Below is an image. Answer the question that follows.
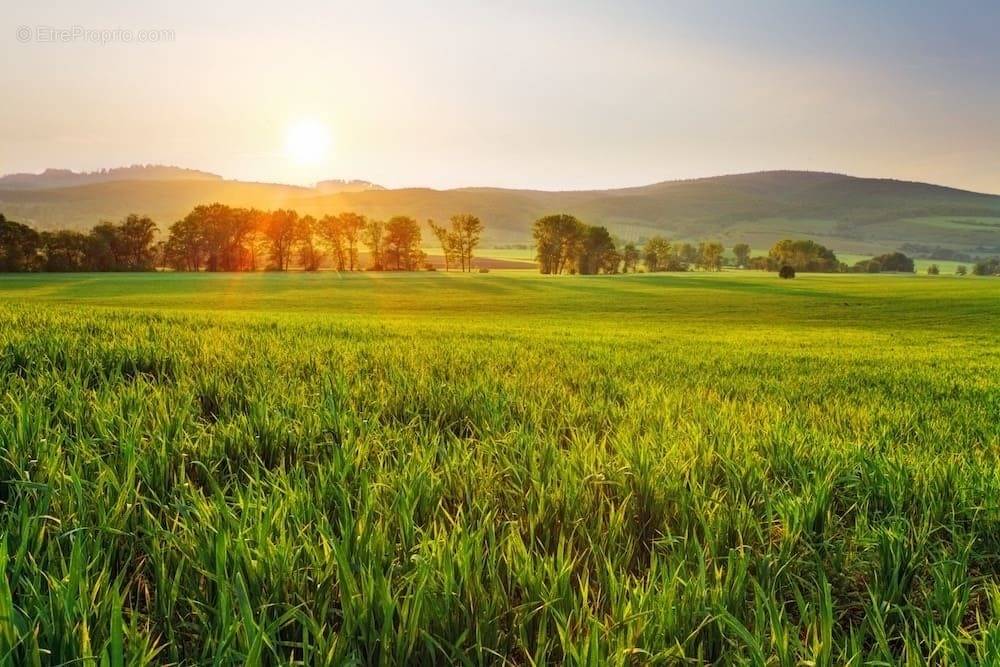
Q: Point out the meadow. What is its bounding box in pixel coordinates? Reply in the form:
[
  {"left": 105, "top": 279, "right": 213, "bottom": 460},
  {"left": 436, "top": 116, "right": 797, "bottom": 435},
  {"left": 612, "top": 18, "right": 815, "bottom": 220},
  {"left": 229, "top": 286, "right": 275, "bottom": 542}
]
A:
[{"left": 0, "top": 271, "right": 998, "bottom": 665}]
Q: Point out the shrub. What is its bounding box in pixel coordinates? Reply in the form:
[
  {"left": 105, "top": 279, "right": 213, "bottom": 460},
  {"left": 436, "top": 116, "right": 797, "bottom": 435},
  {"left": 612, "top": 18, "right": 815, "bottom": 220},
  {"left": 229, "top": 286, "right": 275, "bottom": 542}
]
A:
[
  {"left": 927, "top": 264, "right": 940, "bottom": 275},
  {"left": 779, "top": 265, "right": 796, "bottom": 279}
]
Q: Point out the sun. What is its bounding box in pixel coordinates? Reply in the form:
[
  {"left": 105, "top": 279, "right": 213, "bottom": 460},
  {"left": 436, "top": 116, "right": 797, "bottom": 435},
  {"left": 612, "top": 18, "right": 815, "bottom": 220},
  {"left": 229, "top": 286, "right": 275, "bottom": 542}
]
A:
[{"left": 284, "top": 119, "right": 332, "bottom": 166}]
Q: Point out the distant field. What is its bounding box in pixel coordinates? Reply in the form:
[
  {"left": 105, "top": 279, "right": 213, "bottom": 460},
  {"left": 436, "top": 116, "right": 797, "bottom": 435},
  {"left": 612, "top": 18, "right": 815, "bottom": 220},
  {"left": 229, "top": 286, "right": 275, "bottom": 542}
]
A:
[
  {"left": 837, "top": 253, "right": 969, "bottom": 274},
  {"left": 482, "top": 247, "right": 978, "bottom": 273},
  {"left": 0, "top": 272, "right": 998, "bottom": 664}
]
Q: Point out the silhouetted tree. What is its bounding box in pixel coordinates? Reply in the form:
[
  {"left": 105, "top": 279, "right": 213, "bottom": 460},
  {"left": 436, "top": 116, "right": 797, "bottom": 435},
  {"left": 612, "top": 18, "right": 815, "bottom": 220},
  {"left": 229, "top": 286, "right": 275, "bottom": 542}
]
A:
[
  {"left": 264, "top": 209, "right": 300, "bottom": 271},
  {"left": 338, "top": 212, "right": 365, "bottom": 270},
  {"left": 319, "top": 214, "right": 347, "bottom": 270},
  {"left": 117, "top": 214, "right": 158, "bottom": 270},
  {"left": 362, "top": 219, "right": 386, "bottom": 270},
  {"left": 298, "top": 215, "right": 323, "bottom": 271},
  {"left": 383, "top": 216, "right": 425, "bottom": 270},
  {"left": 0, "top": 215, "right": 40, "bottom": 271},
  {"left": 40, "top": 230, "right": 89, "bottom": 271},
  {"left": 163, "top": 215, "right": 206, "bottom": 271}
]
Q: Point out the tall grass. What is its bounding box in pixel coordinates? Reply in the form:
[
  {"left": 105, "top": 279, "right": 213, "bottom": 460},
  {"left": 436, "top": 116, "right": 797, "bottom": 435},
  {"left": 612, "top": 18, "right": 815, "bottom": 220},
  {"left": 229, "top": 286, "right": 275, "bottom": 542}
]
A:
[{"left": 0, "top": 272, "right": 997, "bottom": 664}]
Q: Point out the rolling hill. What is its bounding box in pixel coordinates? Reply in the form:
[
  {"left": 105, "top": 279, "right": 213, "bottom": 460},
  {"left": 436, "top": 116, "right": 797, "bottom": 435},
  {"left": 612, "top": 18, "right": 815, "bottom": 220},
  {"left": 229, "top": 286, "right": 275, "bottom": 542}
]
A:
[{"left": 2, "top": 169, "right": 999, "bottom": 256}]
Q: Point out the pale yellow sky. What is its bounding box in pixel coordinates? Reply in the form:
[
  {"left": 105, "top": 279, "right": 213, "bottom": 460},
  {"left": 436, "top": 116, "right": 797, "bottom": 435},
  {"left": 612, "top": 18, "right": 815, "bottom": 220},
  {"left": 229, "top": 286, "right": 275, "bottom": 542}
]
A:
[{"left": 2, "top": 1, "right": 1000, "bottom": 192}]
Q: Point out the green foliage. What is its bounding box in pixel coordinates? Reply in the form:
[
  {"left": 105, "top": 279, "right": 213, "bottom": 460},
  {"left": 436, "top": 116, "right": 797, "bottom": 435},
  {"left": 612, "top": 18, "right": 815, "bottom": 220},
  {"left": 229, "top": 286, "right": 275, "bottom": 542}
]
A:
[
  {"left": 642, "top": 235, "right": 673, "bottom": 272},
  {"left": 769, "top": 239, "right": 839, "bottom": 272},
  {"left": 526, "top": 220, "right": 624, "bottom": 276},
  {"left": 872, "top": 251, "right": 916, "bottom": 273},
  {"left": 0, "top": 272, "right": 997, "bottom": 663},
  {"left": 973, "top": 257, "right": 1000, "bottom": 276},
  {"left": 429, "top": 214, "right": 483, "bottom": 272}
]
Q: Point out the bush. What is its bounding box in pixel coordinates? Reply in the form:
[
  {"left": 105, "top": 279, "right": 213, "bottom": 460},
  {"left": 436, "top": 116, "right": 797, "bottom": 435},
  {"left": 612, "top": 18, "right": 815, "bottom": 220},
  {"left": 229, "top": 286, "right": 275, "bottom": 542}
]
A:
[
  {"left": 479, "top": 267, "right": 490, "bottom": 274},
  {"left": 927, "top": 264, "right": 940, "bottom": 275},
  {"left": 779, "top": 265, "right": 795, "bottom": 279},
  {"left": 956, "top": 265, "right": 967, "bottom": 276},
  {"left": 973, "top": 258, "right": 1000, "bottom": 276},
  {"left": 871, "top": 252, "right": 915, "bottom": 273}
]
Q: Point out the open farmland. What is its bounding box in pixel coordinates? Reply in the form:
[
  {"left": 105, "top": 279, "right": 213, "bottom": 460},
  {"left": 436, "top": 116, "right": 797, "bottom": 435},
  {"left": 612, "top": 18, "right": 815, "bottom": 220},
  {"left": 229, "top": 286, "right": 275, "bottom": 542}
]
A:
[{"left": 0, "top": 271, "right": 998, "bottom": 664}]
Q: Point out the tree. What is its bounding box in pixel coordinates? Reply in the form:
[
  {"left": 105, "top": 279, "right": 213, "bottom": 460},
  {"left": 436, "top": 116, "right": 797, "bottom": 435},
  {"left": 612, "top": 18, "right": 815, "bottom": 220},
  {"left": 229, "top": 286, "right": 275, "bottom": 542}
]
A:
[
  {"left": 264, "top": 209, "right": 300, "bottom": 270},
  {"left": 177, "top": 204, "right": 252, "bottom": 272},
  {"left": 622, "top": 243, "right": 640, "bottom": 273},
  {"left": 779, "top": 265, "right": 796, "bottom": 279},
  {"left": 0, "top": 215, "right": 41, "bottom": 271},
  {"left": 578, "top": 225, "right": 617, "bottom": 274},
  {"left": 643, "top": 236, "right": 672, "bottom": 272},
  {"left": 338, "top": 212, "right": 366, "bottom": 271},
  {"left": 429, "top": 219, "right": 460, "bottom": 271},
  {"left": 532, "top": 214, "right": 585, "bottom": 274},
  {"left": 361, "top": 219, "right": 386, "bottom": 270},
  {"left": 40, "top": 230, "right": 90, "bottom": 271},
  {"left": 383, "top": 216, "right": 425, "bottom": 270},
  {"left": 697, "top": 241, "right": 724, "bottom": 271},
  {"left": 244, "top": 209, "right": 270, "bottom": 271},
  {"left": 732, "top": 243, "right": 751, "bottom": 268},
  {"left": 318, "top": 215, "right": 347, "bottom": 270},
  {"left": 956, "top": 265, "right": 967, "bottom": 276},
  {"left": 768, "top": 239, "right": 839, "bottom": 272},
  {"left": 117, "top": 214, "right": 158, "bottom": 270},
  {"left": 927, "top": 263, "right": 940, "bottom": 275},
  {"left": 164, "top": 215, "right": 206, "bottom": 271},
  {"left": 972, "top": 258, "right": 1000, "bottom": 276},
  {"left": 870, "top": 252, "right": 914, "bottom": 273},
  {"left": 675, "top": 242, "right": 698, "bottom": 267},
  {"left": 298, "top": 215, "right": 323, "bottom": 271},
  {"left": 452, "top": 214, "right": 484, "bottom": 272},
  {"left": 87, "top": 221, "right": 124, "bottom": 271}
]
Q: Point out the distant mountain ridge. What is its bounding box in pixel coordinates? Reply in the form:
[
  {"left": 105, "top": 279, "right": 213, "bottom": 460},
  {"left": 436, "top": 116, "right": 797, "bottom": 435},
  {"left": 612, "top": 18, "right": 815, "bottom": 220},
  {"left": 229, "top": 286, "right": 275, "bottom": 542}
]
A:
[
  {"left": 1, "top": 168, "right": 998, "bottom": 255},
  {"left": 0, "top": 165, "right": 222, "bottom": 189}
]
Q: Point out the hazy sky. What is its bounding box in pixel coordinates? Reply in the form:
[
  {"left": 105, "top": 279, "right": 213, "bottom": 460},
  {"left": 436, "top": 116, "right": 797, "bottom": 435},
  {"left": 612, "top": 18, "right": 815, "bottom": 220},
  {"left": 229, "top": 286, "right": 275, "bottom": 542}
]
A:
[{"left": 3, "top": 1, "right": 1000, "bottom": 192}]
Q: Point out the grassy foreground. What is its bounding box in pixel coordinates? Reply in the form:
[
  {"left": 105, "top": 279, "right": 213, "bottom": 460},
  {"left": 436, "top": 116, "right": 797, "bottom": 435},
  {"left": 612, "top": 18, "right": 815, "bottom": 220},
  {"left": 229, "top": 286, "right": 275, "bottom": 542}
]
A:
[{"left": 0, "top": 271, "right": 998, "bottom": 665}]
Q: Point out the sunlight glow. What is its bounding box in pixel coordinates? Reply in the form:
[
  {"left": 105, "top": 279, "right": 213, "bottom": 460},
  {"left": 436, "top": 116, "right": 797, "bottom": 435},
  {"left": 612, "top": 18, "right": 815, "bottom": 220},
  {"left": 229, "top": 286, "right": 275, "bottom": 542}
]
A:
[{"left": 284, "top": 119, "right": 332, "bottom": 166}]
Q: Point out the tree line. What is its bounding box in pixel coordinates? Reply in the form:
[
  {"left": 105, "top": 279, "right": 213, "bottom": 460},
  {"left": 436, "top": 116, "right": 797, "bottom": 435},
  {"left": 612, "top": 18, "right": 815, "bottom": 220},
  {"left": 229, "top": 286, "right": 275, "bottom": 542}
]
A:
[
  {"left": 0, "top": 208, "right": 485, "bottom": 273},
  {"left": 4, "top": 208, "right": 1000, "bottom": 277},
  {"left": 0, "top": 213, "right": 158, "bottom": 272},
  {"left": 532, "top": 220, "right": 1000, "bottom": 277},
  {"left": 531, "top": 215, "right": 829, "bottom": 275}
]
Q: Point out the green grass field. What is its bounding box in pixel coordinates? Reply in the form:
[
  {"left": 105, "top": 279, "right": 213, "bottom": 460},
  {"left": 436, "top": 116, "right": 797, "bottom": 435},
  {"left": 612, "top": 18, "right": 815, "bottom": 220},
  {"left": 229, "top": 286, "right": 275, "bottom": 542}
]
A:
[{"left": 0, "top": 271, "right": 998, "bottom": 664}]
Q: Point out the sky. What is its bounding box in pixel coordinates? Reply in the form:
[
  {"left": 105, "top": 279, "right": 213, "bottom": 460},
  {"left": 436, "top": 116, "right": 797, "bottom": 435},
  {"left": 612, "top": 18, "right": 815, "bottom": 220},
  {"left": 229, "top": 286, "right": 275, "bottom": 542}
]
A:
[{"left": 2, "top": 0, "right": 1000, "bottom": 192}]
